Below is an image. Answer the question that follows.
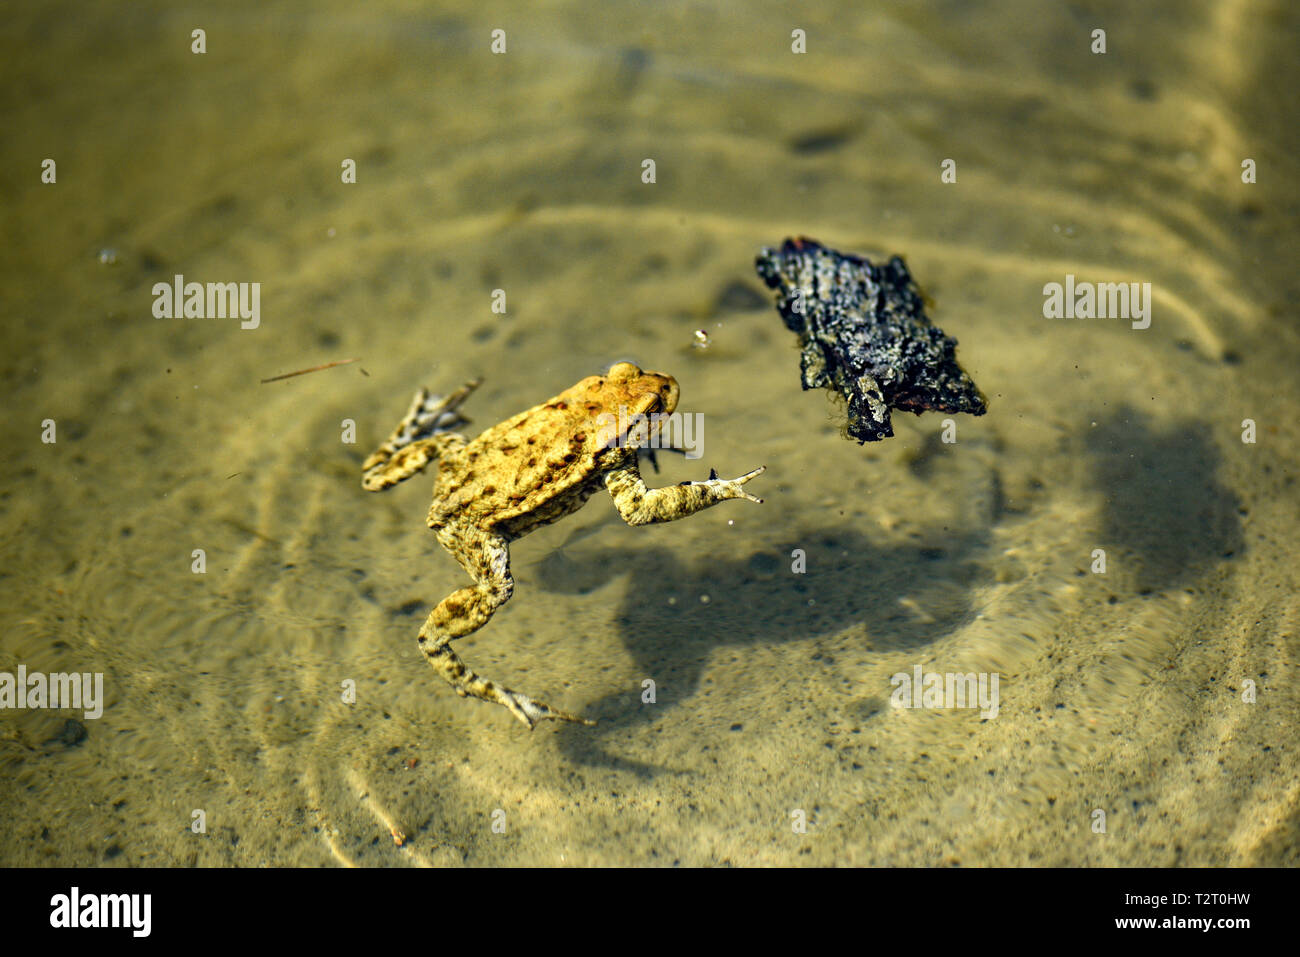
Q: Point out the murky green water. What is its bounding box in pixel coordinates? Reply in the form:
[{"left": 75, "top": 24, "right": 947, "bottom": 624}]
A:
[{"left": 2, "top": 1, "right": 1296, "bottom": 866}]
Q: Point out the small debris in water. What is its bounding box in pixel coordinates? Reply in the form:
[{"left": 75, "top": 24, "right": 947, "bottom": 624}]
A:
[
  {"left": 52, "top": 719, "right": 88, "bottom": 747},
  {"left": 692, "top": 329, "right": 711, "bottom": 349},
  {"left": 261, "top": 357, "right": 360, "bottom": 383}
]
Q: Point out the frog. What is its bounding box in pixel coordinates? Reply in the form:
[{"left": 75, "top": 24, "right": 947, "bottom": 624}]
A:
[{"left": 362, "top": 361, "right": 766, "bottom": 729}]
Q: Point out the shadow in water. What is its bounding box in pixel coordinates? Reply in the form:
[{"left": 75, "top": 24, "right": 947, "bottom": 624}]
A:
[
  {"left": 1086, "top": 406, "right": 1244, "bottom": 593},
  {"left": 528, "top": 521, "right": 991, "bottom": 775}
]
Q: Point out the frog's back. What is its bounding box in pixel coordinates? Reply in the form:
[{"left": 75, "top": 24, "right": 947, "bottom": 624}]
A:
[{"left": 426, "top": 381, "right": 613, "bottom": 530}]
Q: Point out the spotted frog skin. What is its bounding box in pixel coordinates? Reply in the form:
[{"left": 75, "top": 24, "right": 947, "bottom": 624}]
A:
[{"left": 362, "top": 362, "right": 765, "bottom": 729}]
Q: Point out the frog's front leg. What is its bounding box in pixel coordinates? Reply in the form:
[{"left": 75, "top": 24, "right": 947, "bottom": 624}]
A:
[
  {"left": 603, "top": 460, "right": 765, "bottom": 525},
  {"left": 418, "top": 524, "right": 594, "bottom": 729},
  {"left": 362, "top": 379, "right": 480, "bottom": 491}
]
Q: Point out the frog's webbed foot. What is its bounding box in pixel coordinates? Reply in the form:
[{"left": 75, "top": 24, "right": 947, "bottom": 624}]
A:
[
  {"left": 362, "top": 378, "right": 481, "bottom": 491},
  {"left": 691, "top": 466, "right": 766, "bottom": 504},
  {"left": 498, "top": 690, "right": 597, "bottom": 730},
  {"left": 395, "top": 378, "right": 481, "bottom": 447},
  {"left": 428, "top": 639, "right": 596, "bottom": 729},
  {"left": 423, "top": 624, "right": 595, "bottom": 728}
]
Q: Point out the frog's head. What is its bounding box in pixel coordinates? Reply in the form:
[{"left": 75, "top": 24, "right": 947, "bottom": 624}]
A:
[
  {"left": 594, "top": 362, "right": 680, "bottom": 449},
  {"left": 604, "top": 361, "right": 678, "bottom": 417}
]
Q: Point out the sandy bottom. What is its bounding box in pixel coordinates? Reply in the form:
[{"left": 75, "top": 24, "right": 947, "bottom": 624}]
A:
[{"left": 1, "top": 1, "right": 1297, "bottom": 866}]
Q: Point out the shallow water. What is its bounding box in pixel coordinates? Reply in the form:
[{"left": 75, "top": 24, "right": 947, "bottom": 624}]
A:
[{"left": 2, "top": 1, "right": 1297, "bottom": 866}]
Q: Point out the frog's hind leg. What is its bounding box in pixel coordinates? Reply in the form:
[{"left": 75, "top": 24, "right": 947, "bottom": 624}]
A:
[
  {"left": 417, "top": 525, "right": 595, "bottom": 730},
  {"left": 362, "top": 379, "right": 481, "bottom": 491}
]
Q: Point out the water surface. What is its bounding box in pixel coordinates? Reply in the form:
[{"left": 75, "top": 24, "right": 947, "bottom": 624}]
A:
[{"left": 1, "top": 0, "right": 1297, "bottom": 866}]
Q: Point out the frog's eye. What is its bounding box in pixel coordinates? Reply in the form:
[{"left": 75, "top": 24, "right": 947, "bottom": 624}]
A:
[{"left": 658, "top": 377, "right": 679, "bottom": 415}]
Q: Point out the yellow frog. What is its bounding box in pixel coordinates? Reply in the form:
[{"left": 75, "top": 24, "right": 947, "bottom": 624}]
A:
[{"left": 362, "top": 362, "right": 765, "bottom": 729}]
